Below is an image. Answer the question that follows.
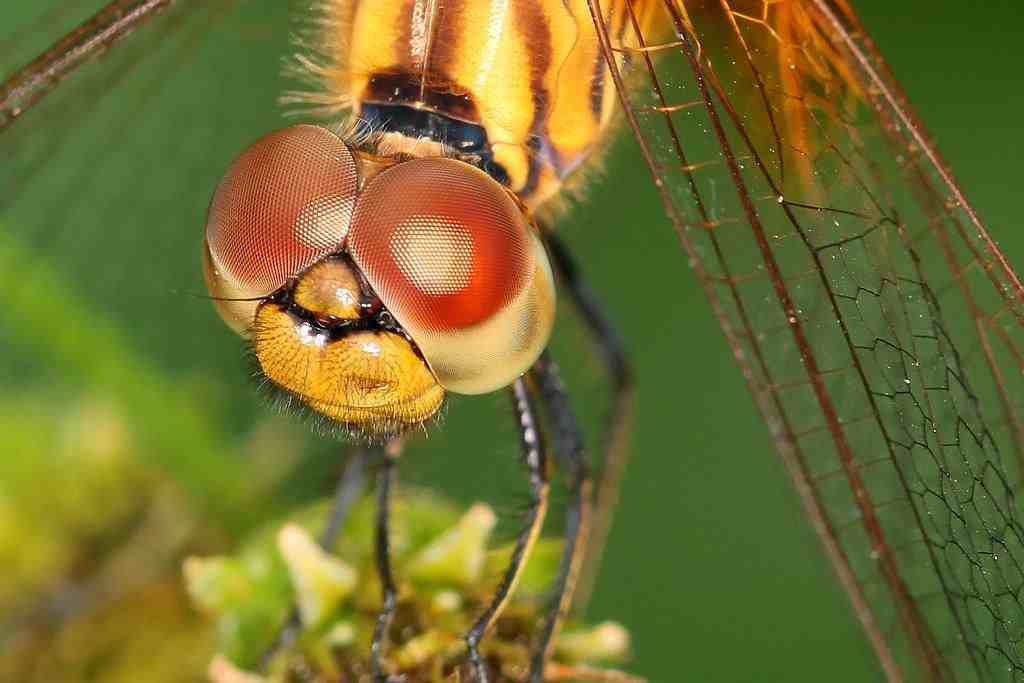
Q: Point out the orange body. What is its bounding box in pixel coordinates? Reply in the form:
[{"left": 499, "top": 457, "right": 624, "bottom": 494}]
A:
[{"left": 313, "top": 0, "right": 656, "bottom": 207}]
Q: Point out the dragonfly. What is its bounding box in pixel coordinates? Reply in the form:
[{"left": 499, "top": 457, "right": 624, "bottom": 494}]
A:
[{"left": 2, "top": 1, "right": 1023, "bottom": 681}]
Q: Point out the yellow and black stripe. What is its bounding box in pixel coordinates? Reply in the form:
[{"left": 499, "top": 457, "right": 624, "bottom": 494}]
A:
[{"left": 318, "top": 0, "right": 657, "bottom": 208}]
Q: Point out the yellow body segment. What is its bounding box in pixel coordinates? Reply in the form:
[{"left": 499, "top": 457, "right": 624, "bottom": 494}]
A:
[{"left": 317, "top": 0, "right": 657, "bottom": 207}]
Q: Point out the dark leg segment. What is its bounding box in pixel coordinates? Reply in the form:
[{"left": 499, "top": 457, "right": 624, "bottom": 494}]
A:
[
  {"left": 260, "top": 445, "right": 372, "bottom": 670},
  {"left": 320, "top": 446, "right": 372, "bottom": 548},
  {"left": 527, "top": 351, "right": 592, "bottom": 682},
  {"left": 465, "top": 377, "right": 550, "bottom": 683},
  {"left": 544, "top": 230, "right": 634, "bottom": 612},
  {"left": 370, "top": 442, "right": 402, "bottom": 682}
]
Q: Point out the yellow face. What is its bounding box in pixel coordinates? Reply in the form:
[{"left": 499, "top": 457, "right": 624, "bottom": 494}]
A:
[
  {"left": 203, "top": 125, "right": 556, "bottom": 438},
  {"left": 250, "top": 257, "right": 445, "bottom": 436}
]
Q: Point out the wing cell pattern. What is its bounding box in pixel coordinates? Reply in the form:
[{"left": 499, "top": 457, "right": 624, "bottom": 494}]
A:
[{"left": 588, "top": 0, "right": 1024, "bottom": 679}]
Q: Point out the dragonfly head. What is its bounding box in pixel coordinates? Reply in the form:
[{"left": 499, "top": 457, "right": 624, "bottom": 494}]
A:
[{"left": 202, "top": 125, "right": 555, "bottom": 437}]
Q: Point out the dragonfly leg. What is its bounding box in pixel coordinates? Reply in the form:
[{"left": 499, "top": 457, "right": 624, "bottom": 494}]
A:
[
  {"left": 259, "top": 446, "right": 373, "bottom": 671},
  {"left": 370, "top": 444, "right": 402, "bottom": 682},
  {"left": 528, "top": 351, "right": 592, "bottom": 683},
  {"left": 319, "top": 446, "right": 373, "bottom": 549},
  {"left": 544, "top": 230, "right": 634, "bottom": 611},
  {"left": 465, "top": 377, "right": 550, "bottom": 683}
]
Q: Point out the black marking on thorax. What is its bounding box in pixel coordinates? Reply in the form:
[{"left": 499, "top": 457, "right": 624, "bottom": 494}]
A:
[{"left": 358, "top": 73, "right": 511, "bottom": 187}]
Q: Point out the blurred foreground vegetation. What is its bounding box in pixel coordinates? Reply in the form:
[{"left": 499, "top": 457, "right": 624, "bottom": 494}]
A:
[{"left": 0, "top": 386, "right": 631, "bottom": 682}]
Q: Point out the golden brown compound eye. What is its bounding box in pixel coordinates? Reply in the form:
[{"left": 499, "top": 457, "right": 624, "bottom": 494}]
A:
[
  {"left": 203, "top": 125, "right": 358, "bottom": 334},
  {"left": 346, "top": 157, "right": 555, "bottom": 395}
]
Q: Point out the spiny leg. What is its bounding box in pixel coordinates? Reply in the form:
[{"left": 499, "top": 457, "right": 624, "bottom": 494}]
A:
[
  {"left": 260, "top": 445, "right": 373, "bottom": 670},
  {"left": 370, "top": 440, "right": 403, "bottom": 682},
  {"left": 544, "top": 230, "right": 634, "bottom": 611},
  {"left": 528, "top": 351, "right": 592, "bottom": 682},
  {"left": 466, "top": 376, "right": 550, "bottom": 683}
]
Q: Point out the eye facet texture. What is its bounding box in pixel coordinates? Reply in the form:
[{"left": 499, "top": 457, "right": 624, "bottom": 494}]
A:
[
  {"left": 205, "top": 128, "right": 554, "bottom": 395},
  {"left": 204, "top": 125, "right": 359, "bottom": 333},
  {"left": 347, "top": 158, "right": 555, "bottom": 394}
]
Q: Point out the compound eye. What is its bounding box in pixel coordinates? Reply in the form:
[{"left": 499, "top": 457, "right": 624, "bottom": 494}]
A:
[
  {"left": 203, "top": 125, "right": 358, "bottom": 334},
  {"left": 347, "top": 158, "right": 555, "bottom": 394}
]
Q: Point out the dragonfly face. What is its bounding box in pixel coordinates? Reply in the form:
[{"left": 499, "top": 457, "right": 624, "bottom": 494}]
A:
[
  {"left": 202, "top": 124, "right": 555, "bottom": 434},
  {"left": 2, "top": 1, "right": 1023, "bottom": 681}
]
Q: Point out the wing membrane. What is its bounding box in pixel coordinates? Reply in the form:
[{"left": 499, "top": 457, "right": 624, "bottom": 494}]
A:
[
  {"left": 0, "top": 1, "right": 302, "bottom": 531},
  {"left": 589, "top": 0, "right": 1024, "bottom": 678}
]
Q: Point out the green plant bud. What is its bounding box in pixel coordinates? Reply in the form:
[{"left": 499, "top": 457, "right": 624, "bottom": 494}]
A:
[
  {"left": 277, "top": 524, "right": 358, "bottom": 626},
  {"left": 555, "top": 622, "right": 632, "bottom": 663},
  {"left": 186, "top": 491, "right": 638, "bottom": 682},
  {"left": 406, "top": 503, "right": 496, "bottom": 586}
]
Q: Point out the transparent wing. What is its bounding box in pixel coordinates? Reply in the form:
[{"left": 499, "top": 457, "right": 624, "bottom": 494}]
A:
[
  {"left": 0, "top": 1, "right": 311, "bottom": 533},
  {"left": 0, "top": 3, "right": 321, "bottom": 670},
  {"left": 589, "top": 0, "right": 1024, "bottom": 679}
]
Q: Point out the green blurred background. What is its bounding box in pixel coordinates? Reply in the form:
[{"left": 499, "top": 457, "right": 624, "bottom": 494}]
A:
[{"left": 0, "top": 1, "right": 1021, "bottom": 680}]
